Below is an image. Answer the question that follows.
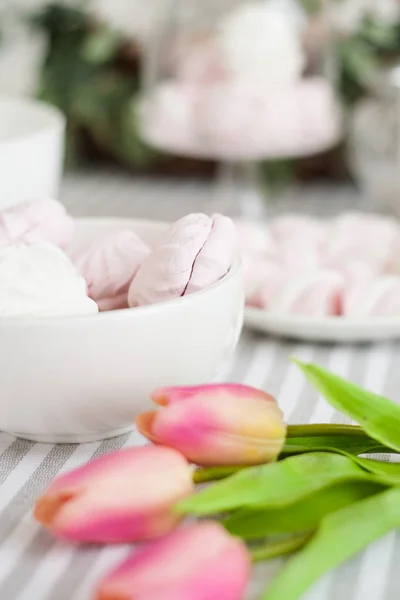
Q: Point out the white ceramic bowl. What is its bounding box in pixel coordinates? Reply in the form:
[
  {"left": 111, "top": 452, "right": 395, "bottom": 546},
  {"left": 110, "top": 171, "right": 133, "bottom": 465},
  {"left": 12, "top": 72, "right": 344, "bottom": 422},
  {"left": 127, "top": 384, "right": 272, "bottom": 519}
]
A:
[
  {"left": 0, "top": 218, "right": 243, "bottom": 443},
  {"left": 0, "top": 95, "right": 65, "bottom": 209}
]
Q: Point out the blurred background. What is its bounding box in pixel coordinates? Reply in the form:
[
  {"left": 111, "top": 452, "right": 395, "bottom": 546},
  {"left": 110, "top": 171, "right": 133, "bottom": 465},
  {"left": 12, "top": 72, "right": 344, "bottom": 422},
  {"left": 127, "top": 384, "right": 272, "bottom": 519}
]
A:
[{"left": 1, "top": 0, "right": 400, "bottom": 216}]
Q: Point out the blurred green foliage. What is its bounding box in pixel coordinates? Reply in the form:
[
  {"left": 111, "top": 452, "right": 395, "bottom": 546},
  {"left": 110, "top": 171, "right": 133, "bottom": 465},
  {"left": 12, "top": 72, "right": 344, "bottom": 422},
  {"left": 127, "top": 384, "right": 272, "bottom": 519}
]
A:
[
  {"left": 32, "top": 4, "right": 156, "bottom": 169},
  {"left": 337, "top": 18, "right": 400, "bottom": 104}
]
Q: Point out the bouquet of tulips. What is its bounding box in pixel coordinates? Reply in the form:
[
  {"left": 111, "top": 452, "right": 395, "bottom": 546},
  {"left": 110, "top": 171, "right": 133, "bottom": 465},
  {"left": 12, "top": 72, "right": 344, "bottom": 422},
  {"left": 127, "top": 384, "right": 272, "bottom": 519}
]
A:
[{"left": 34, "top": 359, "right": 400, "bottom": 600}]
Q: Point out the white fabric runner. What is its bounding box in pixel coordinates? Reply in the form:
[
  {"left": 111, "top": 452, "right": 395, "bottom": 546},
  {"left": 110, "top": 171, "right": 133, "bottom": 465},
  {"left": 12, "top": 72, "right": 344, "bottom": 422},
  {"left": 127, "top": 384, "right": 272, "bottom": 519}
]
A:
[{"left": 0, "top": 170, "right": 396, "bottom": 600}]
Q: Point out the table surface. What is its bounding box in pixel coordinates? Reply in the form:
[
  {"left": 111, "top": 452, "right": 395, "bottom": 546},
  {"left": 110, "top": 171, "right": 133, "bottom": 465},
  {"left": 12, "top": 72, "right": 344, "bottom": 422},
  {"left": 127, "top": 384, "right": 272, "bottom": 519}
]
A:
[{"left": 1, "top": 171, "right": 399, "bottom": 600}]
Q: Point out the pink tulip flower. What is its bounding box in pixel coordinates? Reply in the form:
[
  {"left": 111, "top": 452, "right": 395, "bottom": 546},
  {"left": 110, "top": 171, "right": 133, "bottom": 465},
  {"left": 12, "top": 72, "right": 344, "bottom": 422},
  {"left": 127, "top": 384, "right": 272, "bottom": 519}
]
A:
[
  {"left": 95, "top": 522, "right": 251, "bottom": 600},
  {"left": 137, "top": 383, "right": 286, "bottom": 466},
  {"left": 34, "top": 446, "right": 194, "bottom": 544}
]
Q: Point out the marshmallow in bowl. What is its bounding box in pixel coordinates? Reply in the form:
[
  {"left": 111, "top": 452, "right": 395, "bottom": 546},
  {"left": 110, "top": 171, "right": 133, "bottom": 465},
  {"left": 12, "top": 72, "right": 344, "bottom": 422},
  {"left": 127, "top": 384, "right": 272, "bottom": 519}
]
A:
[
  {"left": 185, "top": 214, "right": 237, "bottom": 295},
  {"left": 128, "top": 213, "right": 236, "bottom": 307},
  {"left": 0, "top": 244, "right": 98, "bottom": 317},
  {"left": 74, "top": 230, "right": 151, "bottom": 311},
  {"left": 0, "top": 198, "right": 75, "bottom": 248}
]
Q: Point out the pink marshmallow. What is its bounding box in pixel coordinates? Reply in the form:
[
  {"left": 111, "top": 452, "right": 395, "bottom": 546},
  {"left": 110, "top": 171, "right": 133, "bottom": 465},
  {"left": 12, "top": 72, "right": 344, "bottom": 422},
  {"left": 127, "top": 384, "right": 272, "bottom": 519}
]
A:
[
  {"left": 185, "top": 213, "right": 237, "bottom": 295},
  {"left": 242, "top": 256, "right": 273, "bottom": 306},
  {"left": 324, "top": 257, "right": 378, "bottom": 286},
  {"left": 268, "top": 269, "right": 344, "bottom": 317},
  {"left": 269, "top": 214, "right": 326, "bottom": 246},
  {"left": 194, "top": 77, "right": 340, "bottom": 160},
  {"left": 245, "top": 262, "right": 290, "bottom": 309},
  {"left": 234, "top": 219, "right": 275, "bottom": 258},
  {"left": 139, "top": 82, "right": 197, "bottom": 155},
  {"left": 128, "top": 213, "right": 236, "bottom": 307},
  {"left": 175, "top": 35, "right": 227, "bottom": 85},
  {"left": 0, "top": 198, "right": 74, "bottom": 248},
  {"left": 344, "top": 275, "right": 400, "bottom": 317},
  {"left": 194, "top": 80, "right": 271, "bottom": 159},
  {"left": 325, "top": 212, "right": 400, "bottom": 271},
  {"left": 270, "top": 78, "right": 340, "bottom": 158},
  {"left": 75, "top": 230, "right": 151, "bottom": 311},
  {"left": 140, "top": 77, "right": 339, "bottom": 160},
  {"left": 268, "top": 215, "right": 325, "bottom": 270},
  {"left": 276, "top": 241, "right": 321, "bottom": 270}
]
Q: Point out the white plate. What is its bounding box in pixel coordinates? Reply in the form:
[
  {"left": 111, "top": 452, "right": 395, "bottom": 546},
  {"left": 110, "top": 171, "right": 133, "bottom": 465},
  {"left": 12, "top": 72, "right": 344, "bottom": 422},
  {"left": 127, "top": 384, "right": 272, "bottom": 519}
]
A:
[{"left": 244, "top": 307, "right": 400, "bottom": 343}]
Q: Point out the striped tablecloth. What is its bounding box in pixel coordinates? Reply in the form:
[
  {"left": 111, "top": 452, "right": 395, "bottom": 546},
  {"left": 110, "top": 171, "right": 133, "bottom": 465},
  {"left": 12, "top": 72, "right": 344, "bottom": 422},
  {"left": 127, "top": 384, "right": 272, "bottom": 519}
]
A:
[{"left": 1, "top": 171, "right": 399, "bottom": 600}]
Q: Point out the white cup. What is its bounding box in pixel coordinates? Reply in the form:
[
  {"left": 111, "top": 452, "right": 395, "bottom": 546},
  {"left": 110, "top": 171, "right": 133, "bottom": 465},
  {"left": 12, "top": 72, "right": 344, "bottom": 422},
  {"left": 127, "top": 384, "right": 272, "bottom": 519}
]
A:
[{"left": 0, "top": 95, "right": 65, "bottom": 209}]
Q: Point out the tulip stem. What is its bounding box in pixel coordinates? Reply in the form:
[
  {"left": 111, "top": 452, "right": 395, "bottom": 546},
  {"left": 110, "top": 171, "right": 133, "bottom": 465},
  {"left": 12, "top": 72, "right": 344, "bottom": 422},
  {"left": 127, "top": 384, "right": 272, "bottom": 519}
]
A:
[
  {"left": 286, "top": 424, "right": 367, "bottom": 438},
  {"left": 193, "top": 466, "right": 243, "bottom": 484},
  {"left": 249, "top": 532, "right": 313, "bottom": 563},
  {"left": 279, "top": 443, "right": 391, "bottom": 459},
  {"left": 193, "top": 425, "right": 390, "bottom": 485}
]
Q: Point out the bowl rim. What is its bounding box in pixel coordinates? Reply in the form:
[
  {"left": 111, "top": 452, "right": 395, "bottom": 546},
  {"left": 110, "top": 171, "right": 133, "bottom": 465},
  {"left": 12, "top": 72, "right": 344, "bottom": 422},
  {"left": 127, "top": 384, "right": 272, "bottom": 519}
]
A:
[
  {"left": 0, "top": 95, "right": 65, "bottom": 148},
  {"left": 0, "top": 217, "right": 242, "bottom": 326}
]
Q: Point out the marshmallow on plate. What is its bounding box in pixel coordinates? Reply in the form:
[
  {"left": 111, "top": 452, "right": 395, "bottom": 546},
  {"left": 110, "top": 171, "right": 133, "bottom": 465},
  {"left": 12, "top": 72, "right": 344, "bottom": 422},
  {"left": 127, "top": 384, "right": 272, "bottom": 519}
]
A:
[
  {"left": 234, "top": 219, "right": 274, "bottom": 258},
  {"left": 324, "top": 257, "right": 378, "bottom": 286},
  {"left": 276, "top": 240, "right": 320, "bottom": 270},
  {"left": 325, "top": 212, "right": 400, "bottom": 272},
  {"left": 74, "top": 230, "right": 151, "bottom": 311},
  {"left": 128, "top": 213, "right": 236, "bottom": 307},
  {"left": 267, "top": 269, "right": 344, "bottom": 317},
  {"left": 244, "top": 260, "right": 289, "bottom": 309},
  {"left": 269, "top": 214, "right": 326, "bottom": 246},
  {"left": 0, "top": 198, "right": 74, "bottom": 248},
  {"left": 0, "top": 243, "right": 98, "bottom": 317},
  {"left": 344, "top": 275, "right": 400, "bottom": 317},
  {"left": 268, "top": 214, "right": 325, "bottom": 269}
]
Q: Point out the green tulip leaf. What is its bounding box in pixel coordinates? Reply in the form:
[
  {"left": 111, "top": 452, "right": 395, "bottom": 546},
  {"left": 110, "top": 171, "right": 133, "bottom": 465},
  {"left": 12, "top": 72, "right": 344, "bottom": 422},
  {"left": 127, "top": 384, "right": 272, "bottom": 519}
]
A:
[
  {"left": 177, "top": 452, "right": 384, "bottom": 516},
  {"left": 285, "top": 443, "right": 400, "bottom": 485},
  {"left": 262, "top": 486, "right": 400, "bottom": 600},
  {"left": 293, "top": 358, "right": 400, "bottom": 453},
  {"left": 282, "top": 435, "right": 389, "bottom": 457},
  {"left": 285, "top": 445, "right": 400, "bottom": 483},
  {"left": 352, "top": 456, "right": 400, "bottom": 482},
  {"left": 224, "top": 480, "right": 386, "bottom": 538}
]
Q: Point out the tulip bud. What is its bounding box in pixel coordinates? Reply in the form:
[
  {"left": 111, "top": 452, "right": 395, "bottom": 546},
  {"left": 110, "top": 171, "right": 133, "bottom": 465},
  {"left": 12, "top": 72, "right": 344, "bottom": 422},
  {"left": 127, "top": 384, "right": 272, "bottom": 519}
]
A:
[
  {"left": 137, "top": 383, "right": 286, "bottom": 466},
  {"left": 95, "top": 522, "right": 251, "bottom": 600},
  {"left": 34, "top": 446, "right": 194, "bottom": 544}
]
